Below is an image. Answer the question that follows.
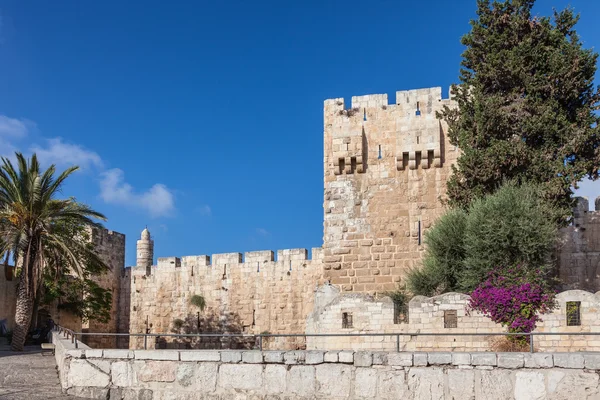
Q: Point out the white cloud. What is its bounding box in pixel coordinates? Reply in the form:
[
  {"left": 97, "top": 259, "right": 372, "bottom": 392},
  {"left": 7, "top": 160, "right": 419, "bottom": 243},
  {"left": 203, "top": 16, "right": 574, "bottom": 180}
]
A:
[
  {"left": 256, "top": 228, "right": 270, "bottom": 236},
  {"left": 196, "top": 205, "right": 212, "bottom": 216},
  {"left": 0, "top": 115, "right": 31, "bottom": 137},
  {"left": 100, "top": 168, "right": 175, "bottom": 218},
  {"left": 31, "top": 138, "right": 103, "bottom": 169}
]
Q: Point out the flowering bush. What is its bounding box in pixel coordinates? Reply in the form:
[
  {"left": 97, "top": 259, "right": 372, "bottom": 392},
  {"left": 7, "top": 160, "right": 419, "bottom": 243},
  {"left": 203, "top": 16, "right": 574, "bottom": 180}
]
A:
[{"left": 468, "top": 265, "right": 556, "bottom": 342}]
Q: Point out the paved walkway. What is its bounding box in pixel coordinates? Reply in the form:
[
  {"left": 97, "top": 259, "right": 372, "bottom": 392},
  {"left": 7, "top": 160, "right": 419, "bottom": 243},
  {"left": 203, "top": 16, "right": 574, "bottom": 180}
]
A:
[{"left": 0, "top": 345, "right": 84, "bottom": 400}]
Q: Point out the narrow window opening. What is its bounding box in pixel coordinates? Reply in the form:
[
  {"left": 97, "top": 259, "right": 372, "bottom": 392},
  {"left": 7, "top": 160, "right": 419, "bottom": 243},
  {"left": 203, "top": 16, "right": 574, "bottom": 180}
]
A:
[
  {"left": 257, "top": 261, "right": 260, "bottom": 272},
  {"left": 350, "top": 156, "right": 357, "bottom": 172},
  {"left": 417, "top": 219, "right": 422, "bottom": 245},
  {"left": 342, "top": 312, "right": 353, "bottom": 329},
  {"left": 415, "top": 101, "right": 421, "bottom": 116},
  {"left": 289, "top": 260, "right": 292, "bottom": 272},
  {"left": 416, "top": 136, "right": 420, "bottom": 144},
  {"left": 566, "top": 301, "right": 581, "bottom": 326},
  {"left": 444, "top": 310, "right": 457, "bottom": 328},
  {"left": 252, "top": 310, "right": 256, "bottom": 327},
  {"left": 363, "top": 108, "right": 367, "bottom": 121},
  {"left": 393, "top": 301, "right": 409, "bottom": 324},
  {"left": 222, "top": 264, "right": 227, "bottom": 280},
  {"left": 378, "top": 145, "right": 382, "bottom": 159},
  {"left": 338, "top": 157, "right": 345, "bottom": 174}
]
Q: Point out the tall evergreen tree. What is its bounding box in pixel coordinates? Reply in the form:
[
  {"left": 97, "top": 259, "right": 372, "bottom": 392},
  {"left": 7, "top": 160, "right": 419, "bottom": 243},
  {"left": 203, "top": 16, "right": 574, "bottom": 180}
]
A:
[{"left": 440, "top": 0, "right": 600, "bottom": 223}]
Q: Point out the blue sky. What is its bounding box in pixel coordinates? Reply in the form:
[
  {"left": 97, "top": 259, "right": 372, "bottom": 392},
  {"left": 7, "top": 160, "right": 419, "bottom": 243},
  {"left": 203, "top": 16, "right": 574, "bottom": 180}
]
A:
[{"left": 0, "top": 0, "right": 599, "bottom": 266}]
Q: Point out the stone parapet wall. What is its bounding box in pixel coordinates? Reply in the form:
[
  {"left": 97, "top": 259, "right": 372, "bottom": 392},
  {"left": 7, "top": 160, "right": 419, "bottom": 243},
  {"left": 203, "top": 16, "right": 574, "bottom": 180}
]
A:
[
  {"left": 307, "top": 286, "right": 600, "bottom": 352},
  {"left": 128, "top": 248, "right": 323, "bottom": 350},
  {"left": 51, "top": 333, "right": 600, "bottom": 399}
]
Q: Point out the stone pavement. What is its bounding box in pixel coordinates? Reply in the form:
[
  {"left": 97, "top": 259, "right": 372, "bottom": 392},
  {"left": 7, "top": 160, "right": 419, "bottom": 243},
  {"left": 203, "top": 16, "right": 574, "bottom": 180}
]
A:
[{"left": 0, "top": 345, "right": 84, "bottom": 400}]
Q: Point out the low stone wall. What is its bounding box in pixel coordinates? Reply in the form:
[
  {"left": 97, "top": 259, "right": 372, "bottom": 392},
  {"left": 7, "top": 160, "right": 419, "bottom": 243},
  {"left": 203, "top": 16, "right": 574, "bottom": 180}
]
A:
[{"left": 52, "top": 333, "right": 600, "bottom": 399}]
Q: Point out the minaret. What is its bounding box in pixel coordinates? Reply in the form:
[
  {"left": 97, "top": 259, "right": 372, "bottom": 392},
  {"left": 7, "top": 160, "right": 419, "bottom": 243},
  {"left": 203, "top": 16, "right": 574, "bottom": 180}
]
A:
[{"left": 137, "top": 227, "right": 154, "bottom": 276}]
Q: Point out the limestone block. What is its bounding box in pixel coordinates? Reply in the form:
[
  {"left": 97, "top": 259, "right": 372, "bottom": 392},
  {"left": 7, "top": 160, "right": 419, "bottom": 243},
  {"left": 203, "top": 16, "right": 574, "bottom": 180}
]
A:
[
  {"left": 218, "top": 364, "right": 263, "bottom": 391},
  {"left": 373, "top": 352, "right": 388, "bottom": 365},
  {"left": 377, "top": 368, "right": 408, "bottom": 400},
  {"left": 136, "top": 361, "right": 177, "bottom": 383},
  {"left": 121, "top": 389, "right": 153, "bottom": 400},
  {"left": 497, "top": 353, "right": 524, "bottom": 369},
  {"left": 447, "top": 369, "right": 475, "bottom": 400},
  {"left": 287, "top": 366, "right": 316, "bottom": 397},
  {"left": 413, "top": 352, "right": 428, "bottom": 366},
  {"left": 472, "top": 353, "right": 497, "bottom": 366},
  {"left": 242, "top": 351, "right": 263, "bottom": 364},
  {"left": 427, "top": 352, "right": 452, "bottom": 365},
  {"left": 221, "top": 351, "right": 242, "bottom": 363},
  {"left": 584, "top": 353, "right": 600, "bottom": 369},
  {"left": 66, "top": 349, "right": 84, "bottom": 359},
  {"left": 284, "top": 351, "right": 305, "bottom": 365},
  {"left": 85, "top": 349, "right": 103, "bottom": 358},
  {"left": 67, "top": 387, "right": 109, "bottom": 399},
  {"left": 387, "top": 352, "right": 413, "bottom": 367},
  {"left": 514, "top": 371, "right": 546, "bottom": 399},
  {"left": 355, "top": 367, "right": 377, "bottom": 398},
  {"left": 264, "top": 351, "right": 285, "bottom": 364},
  {"left": 554, "top": 353, "right": 585, "bottom": 368},
  {"left": 87, "top": 359, "right": 112, "bottom": 374},
  {"left": 104, "top": 349, "right": 134, "bottom": 359},
  {"left": 176, "top": 363, "right": 194, "bottom": 388},
  {"left": 452, "top": 353, "right": 471, "bottom": 365},
  {"left": 523, "top": 353, "right": 554, "bottom": 368},
  {"left": 316, "top": 364, "right": 352, "bottom": 398},
  {"left": 545, "top": 369, "right": 600, "bottom": 399},
  {"left": 338, "top": 350, "right": 354, "bottom": 364},
  {"left": 112, "top": 361, "right": 136, "bottom": 387},
  {"left": 180, "top": 351, "right": 220, "bottom": 362},
  {"left": 407, "top": 367, "right": 444, "bottom": 400},
  {"left": 324, "top": 351, "right": 339, "bottom": 363},
  {"left": 134, "top": 350, "right": 179, "bottom": 361},
  {"left": 354, "top": 351, "right": 373, "bottom": 367},
  {"left": 264, "top": 364, "right": 287, "bottom": 395},
  {"left": 478, "top": 369, "right": 514, "bottom": 400},
  {"left": 305, "top": 351, "right": 325, "bottom": 365},
  {"left": 68, "top": 359, "right": 110, "bottom": 388}
]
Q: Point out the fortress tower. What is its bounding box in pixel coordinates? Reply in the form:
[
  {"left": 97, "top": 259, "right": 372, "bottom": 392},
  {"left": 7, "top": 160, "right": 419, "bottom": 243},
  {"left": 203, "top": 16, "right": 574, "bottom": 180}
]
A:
[
  {"left": 136, "top": 228, "right": 154, "bottom": 275},
  {"left": 322, "top": 87, "right": 459, "bottom": 292}
]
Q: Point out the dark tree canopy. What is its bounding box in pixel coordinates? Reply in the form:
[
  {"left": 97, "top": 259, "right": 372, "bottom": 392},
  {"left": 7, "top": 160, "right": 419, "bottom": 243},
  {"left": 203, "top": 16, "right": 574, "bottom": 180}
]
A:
[{"left": 440, "top": 0, "right": 600, "bottom": 223}]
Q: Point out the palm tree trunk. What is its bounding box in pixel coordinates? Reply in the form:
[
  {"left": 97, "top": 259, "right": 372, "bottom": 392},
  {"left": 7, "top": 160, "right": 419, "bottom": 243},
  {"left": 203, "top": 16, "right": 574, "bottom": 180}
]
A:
[{"left": 11, "top": 272, "right": 34, "bottom": 351}]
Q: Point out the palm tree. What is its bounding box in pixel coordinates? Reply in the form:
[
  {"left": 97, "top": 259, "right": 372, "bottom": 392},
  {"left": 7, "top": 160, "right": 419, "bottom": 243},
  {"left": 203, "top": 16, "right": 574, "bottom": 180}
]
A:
[{"left": 0, "top": 153, "right": 107, "bottom": 351}]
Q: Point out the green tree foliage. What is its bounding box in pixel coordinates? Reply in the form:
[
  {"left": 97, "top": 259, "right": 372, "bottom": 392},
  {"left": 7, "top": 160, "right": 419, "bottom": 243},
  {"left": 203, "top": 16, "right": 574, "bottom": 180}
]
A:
[
  {"left": 407, "top": 183, "right": 558, "bottom": 296},
  {"left": 440, "top": 0, "right": 600, "bottom": 223},
  {"left": 190, "top": 294, "right": 206, "bottom": 311}
]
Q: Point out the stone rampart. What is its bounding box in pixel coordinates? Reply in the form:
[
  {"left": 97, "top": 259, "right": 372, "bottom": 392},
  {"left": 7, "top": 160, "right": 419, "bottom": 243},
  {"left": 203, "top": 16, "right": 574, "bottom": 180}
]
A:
[
  {"left": 128, "top": 248, "right": 324, "bottom": 350},
  {"left": 307, "top": 287, "right": 600, "bottom": 352},
  {"left": 51, "top": 332, "right": 600, "bottom": 399}
]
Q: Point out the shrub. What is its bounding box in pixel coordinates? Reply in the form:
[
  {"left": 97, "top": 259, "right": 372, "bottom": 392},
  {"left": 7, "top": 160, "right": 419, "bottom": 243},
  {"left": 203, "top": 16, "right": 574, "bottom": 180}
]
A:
[
  {"left": 190, "top": 294, "right": 206, "bottom": 311},
  {"left": 468, "top": 265, "right": 556, "bottom": 343}
]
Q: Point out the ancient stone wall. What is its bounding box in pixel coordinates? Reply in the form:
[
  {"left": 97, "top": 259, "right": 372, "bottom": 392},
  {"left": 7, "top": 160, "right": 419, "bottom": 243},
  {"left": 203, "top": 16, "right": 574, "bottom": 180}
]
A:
[
  {"left": 128, "top": 248, "right": 323, "bottom": 350},
  {"left": 557, "top": 197, "right": 600, "bottom": 292},
  {"left": 0, "top": 264, "right": 17, "bottom": 331},
  {"left": 51, "top": 333, "right": 600, "bottom": 400},
  {"left": 323, "top": 87, "right": 459, "bottom": 293},
  {"left": 306, "top": 288, "right": 600, "bottom": 352}
]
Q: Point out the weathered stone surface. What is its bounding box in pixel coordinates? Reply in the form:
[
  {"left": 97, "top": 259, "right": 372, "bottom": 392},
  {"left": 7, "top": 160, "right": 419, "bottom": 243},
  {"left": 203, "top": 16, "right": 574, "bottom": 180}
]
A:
[
  {"left": 377, "top": 368, "right": 408, "bottom": 400},
  {"left": 407, "top": 367, "right": 444, "bottom": 400},
  {"left": 192, "top": 363, "right": 219, "bottom": 393},
  {"left": 373, "top": 352, "right": 388, "bottom": 365},
  {"left": 523, "top": 353, "right": 553, "bottom": 368},
  {"left": 287, "top": 366, "right": 315, "bottom": 397},
  {"left": 354, "top": 367, "right": 377, "bottom": 398},
  {"left": 452, "top": 353, "right": 471, "bottom": 366},
  {"left": 176, "top": 363, "right": 194, "bottom": 387},
  {"left": 472, "top": 353, "right": 497, "bottom": 366},
  {"left": 180, "top": 351, "right": 220, "bottom": 362},
  {"left": 242, "top": 351, "right": 263, "bottom": 364},
  {"left": 221, "top": 351, "right": 242, "bottom": 363},
  {"left": 104, "top": 349, "right": 134, "bottom": 359},
  {"left": 218, "top": 364, "right": 263, "bottom": 391},
  {"left": 305, "top": 351, "right": 325, "bottom": 365},
  {"left": 413, "top": 352, "right": 428, "bottom": 366},
  {"left": 68, "top": 359, "right": 110, "bottom": 387},
  {"left": 545, "top": 369, "right": 600, "bottom": 400},
  {"left": 324, "top": 351, "right": 339, "bottom": 363},
  {"left": 134, "top": 350, "right": 179, "bottom": 361},
  {"left": 584, "top": 353, "right": 600, "bottom": 370},
  {"left": 264, "top": 351, "right": 285, "bottom": 363},
  {"left": 112, "top": 361, "right": 136, "bottom": 387},
  {"left": 67, "top": 387, "right": 109, "bottom": 399},
  {"left": 554, "top": 353, "right": 585, "bottom": 369},
  {"left": 354, "top": 351, "right": 373, "bottom": 367},
  {"left": 284, "top": 351, "right": 305, "bottom": 365},
  {"left": 84, "top": 349, "right": 103, "bottom": 358},
  {"left": 497, "top": 353, "right": 524, "bottom": 369},
  {"left": 338, "top": 350, "right": 354, "bottom": 364},
  {"left": 388, "top": 352, "right": 413, "bottom": 366},
  {"left": 136, "top": 361, "right": 177, "bottom": 383},
  {"left": 514, "top": 371, "right": 546, "bottom": 400},
  {"left": 447, "top": 369, "right": 475, "bottom": 400},
  {"left": 316, "top": 364, "right": 352, "bottom": 397},
  {"left": 264, "top": 364, "right": 287, "bottom": 395},
  {"left": 428, "top": 352, "right": 452, "bottom": 365},
  {"left": 478, "top": 369, "right": 513, "bottom": 400}
]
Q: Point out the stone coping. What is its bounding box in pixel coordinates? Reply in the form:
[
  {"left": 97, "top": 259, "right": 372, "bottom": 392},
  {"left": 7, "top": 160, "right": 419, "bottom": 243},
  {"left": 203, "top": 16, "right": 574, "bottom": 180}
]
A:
[{"left": 63, "top": 349, "right": 600, "bottom": 370}]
